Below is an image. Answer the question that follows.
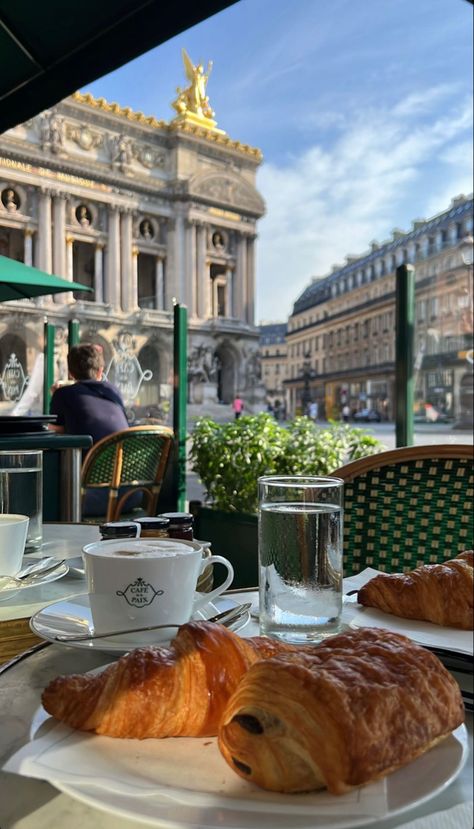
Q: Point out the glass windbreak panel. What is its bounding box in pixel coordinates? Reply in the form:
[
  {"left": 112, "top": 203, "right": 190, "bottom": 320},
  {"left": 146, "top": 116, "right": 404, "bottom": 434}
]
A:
[
  {"left": 104, "top": 332, "right": 171, "bottom": 426},
  {"left": 0, "top": 319, "right": 43, "bottom": 416},
  {"left": 414, "top": 225, "right": 473, "bottom": 433}
]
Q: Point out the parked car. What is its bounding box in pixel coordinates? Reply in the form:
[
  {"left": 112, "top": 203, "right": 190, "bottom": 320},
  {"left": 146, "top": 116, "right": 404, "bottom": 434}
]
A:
[{"left": 353, "top": 408, "right": 382, "bottom": 423}]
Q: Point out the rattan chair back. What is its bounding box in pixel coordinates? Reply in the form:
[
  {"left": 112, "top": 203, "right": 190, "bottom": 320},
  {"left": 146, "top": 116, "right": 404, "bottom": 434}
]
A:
[
  {"left": 332, "top": 444, "right": 473, "bottom": 575},
  {"left": 80, "top": 425, "right": 174, "bottom": 522}
]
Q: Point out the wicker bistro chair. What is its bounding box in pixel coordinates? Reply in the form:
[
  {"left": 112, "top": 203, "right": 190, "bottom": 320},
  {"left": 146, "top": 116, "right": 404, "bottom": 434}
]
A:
[
  {"left": 80, "top": 425, "right": 174, "bottom": 523},
  {"left": 332, "top": 444, "right": 474, "bottom": 576}
]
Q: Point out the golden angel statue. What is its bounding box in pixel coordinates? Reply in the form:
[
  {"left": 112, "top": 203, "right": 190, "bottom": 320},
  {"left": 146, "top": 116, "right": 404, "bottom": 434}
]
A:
[{"left": 172, "top": 48, "right": 215, "bottom": 123}]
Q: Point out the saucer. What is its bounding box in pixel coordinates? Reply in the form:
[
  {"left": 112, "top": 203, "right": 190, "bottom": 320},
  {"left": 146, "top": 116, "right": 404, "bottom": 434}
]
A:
[
  {"left": 0, "top": 557, "right": 69, "bottom": 602},
  {"left": 30, "top": 594, "right": 250, "bottom": 653}
]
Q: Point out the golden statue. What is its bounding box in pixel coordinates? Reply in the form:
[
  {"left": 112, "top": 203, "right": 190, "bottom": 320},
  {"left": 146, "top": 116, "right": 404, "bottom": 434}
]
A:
[{"left": 172, "top": 49, "right": 222, "bottom": 131}]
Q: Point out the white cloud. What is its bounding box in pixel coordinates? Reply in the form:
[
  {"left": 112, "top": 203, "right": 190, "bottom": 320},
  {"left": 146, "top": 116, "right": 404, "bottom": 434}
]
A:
[{"left": 256, "top": 89, "right": 473, "bottom": 321}]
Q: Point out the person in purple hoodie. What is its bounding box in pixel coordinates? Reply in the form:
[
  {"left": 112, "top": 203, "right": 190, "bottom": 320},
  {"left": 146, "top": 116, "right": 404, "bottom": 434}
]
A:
[{"left": 49, "top": 343, "right": 140, "bottom": 516}]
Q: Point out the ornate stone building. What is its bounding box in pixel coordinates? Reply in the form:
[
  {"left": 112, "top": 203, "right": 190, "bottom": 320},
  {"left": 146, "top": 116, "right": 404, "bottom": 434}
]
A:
[
  {"left": 0, "top": 51, "right": 265, "bottom": 420},
  {"left": 285, "top": 195, "right": 473, "bottom": 425}
]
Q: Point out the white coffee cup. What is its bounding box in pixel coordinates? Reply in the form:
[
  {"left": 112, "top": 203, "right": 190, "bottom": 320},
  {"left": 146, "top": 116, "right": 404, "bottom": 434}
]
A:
[
  {"left": 0, "top": 514, "right": 29, "bottom": 576},
  {"left": 82, "top": 538, "right": 234, "bottom": 641}
]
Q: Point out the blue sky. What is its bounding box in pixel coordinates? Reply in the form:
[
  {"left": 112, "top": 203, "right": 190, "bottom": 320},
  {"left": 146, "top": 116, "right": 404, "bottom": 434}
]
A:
[{"left": 84, "top": 0, "right": 473, "bottom": 322}]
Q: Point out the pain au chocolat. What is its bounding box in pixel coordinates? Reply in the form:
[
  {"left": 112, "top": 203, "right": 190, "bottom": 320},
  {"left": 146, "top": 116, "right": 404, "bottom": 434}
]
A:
[{"left": 218, "top": 627, "right": 464, "bottom": 794}]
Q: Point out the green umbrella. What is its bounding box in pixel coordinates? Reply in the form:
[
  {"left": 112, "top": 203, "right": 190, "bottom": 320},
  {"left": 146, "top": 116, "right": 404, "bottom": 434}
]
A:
[{"left": 0, "top": 256, "right": 92, "bottom": 302}]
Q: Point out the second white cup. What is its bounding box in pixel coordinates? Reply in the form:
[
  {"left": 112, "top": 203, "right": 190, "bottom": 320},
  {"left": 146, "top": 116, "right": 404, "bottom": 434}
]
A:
[
  {"left": 0, "top": 514, "right": 29, "bottom": 576},
  {"left": 82, "top": 538, "right": 234, "bottom": 641}
]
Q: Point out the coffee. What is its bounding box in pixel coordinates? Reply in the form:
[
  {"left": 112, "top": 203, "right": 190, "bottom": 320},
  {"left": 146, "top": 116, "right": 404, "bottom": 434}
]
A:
[
  {"left": 82, "top": 537, "right": 234, "bottom": 641},
  {"left": 87, "top": 541, "right": 193, "bottom": 559}
]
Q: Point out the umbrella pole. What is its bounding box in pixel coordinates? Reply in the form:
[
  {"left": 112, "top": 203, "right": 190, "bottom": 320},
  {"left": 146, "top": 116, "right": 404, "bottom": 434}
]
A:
[{"left": 43, "top": 321, "right": 55, "bottom": 414}]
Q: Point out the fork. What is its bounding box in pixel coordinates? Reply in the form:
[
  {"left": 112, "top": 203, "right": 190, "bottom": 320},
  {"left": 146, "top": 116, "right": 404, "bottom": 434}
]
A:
[{"left": 54, "top": 601, "right": 253, "bottom": 642}]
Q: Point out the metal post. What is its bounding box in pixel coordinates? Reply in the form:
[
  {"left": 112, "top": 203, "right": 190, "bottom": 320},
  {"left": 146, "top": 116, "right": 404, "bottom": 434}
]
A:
[
  {"left": 68, "top": 318, "right": 80, "bottom": 348},
  {"left": 395, "top": 264, "right": 415, "bottom": 447},
  {"left": 173, "top": 302, "right": 188, "bottom": 511},
  {"left": 43, "top": 320, "right": 55, "bottom": 414}
]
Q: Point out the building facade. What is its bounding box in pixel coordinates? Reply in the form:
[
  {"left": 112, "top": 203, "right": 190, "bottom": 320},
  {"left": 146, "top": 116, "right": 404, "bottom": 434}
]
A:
[
  {"left": 0, "top": 55, "right": 265, "bottom": 420},
  {"left": 259, "top": 322, "right": 287, "bottom": 416},
  {"left": 285, "top": 195, "right": 473, "bottom": 425}
]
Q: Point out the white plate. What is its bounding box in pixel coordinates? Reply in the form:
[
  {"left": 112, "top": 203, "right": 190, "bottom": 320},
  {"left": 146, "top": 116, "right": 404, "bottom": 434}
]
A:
[
  {"left": 30, "top": 594, "right": 250, "bottom": 653},
  {"left": 349, "top": 604, "right": 473, "bottom": 657},
  {"left": 19, "top": 707, "right": 468, "bottom": 829},
  {"left": 0, "top": 557, "right": 69, "bottom": 602}
]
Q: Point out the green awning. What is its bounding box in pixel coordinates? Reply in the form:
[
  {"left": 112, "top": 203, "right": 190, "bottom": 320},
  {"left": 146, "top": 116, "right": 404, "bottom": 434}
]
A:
[
  {"left": 0, "top": 0, "right": 238, "bottom": 133},
  {"left": 0, "top": 255, "right": 92, "bottom": 301}
]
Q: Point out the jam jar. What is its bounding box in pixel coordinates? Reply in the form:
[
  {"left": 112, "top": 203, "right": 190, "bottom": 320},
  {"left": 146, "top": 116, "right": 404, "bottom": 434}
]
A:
[
  {"left": 133, "top": 516, "right": 170, "bottom": 539},
  {"left": 158, "top": 512, "right": 194, "bottom": 541},
  {"left": 99, "top": 521, "right": 140, "bottom": 541}
]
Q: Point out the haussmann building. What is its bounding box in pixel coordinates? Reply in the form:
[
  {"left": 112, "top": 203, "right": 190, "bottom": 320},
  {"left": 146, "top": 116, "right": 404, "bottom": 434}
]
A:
[{"left": 285, "top": 195, "right": 473, "bottom": 426}]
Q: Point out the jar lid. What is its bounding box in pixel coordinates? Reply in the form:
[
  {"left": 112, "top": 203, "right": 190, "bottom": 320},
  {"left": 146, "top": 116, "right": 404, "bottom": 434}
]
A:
[
  {"left": 99, "top": 521, "right": 139, "bottom": 538},
  {"left": 158, "top": 512, "right": 194, "bottom": 524},
  {"left": 133, "top": 517, "right": 170, "bottom": 528}
]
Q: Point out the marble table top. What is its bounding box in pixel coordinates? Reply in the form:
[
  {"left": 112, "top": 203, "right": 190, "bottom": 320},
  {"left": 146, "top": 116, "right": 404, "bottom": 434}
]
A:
[{"left": 0, "top": 524, "right": 472, "bottom": 828}]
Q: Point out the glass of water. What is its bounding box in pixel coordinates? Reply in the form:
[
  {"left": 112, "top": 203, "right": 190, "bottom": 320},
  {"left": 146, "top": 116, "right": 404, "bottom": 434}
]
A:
[
  {"left": 258, "top": 476, "right": 344, "bottom": 644},
  {"left": 0, "top": 451, "right": 43, "bottom": 551}
]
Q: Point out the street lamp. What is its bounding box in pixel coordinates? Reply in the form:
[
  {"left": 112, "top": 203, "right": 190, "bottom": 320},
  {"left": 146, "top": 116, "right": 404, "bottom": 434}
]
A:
[
  {"left": 458, "top": 235, "right": 473, "bottom": 337},
  {"left": 301, "top": 352, "right": 314, "bottom": 415}
]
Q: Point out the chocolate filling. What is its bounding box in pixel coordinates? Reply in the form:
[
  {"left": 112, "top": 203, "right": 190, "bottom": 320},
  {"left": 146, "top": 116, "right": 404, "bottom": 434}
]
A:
[
  {"left": 232, "top": 714, "right": 264, "bottom": 734},
  {"left": 232, "top": 757, "right": 252, "bottom": 775}
]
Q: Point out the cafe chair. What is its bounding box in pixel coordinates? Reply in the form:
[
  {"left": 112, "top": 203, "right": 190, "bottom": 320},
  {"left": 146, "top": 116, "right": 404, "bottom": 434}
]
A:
[
  {"left": 80, "top": 425, "right": 174, "bottom": 523},
  {"left": 332, "top": 444, "right": 474, "bottom": 576}
]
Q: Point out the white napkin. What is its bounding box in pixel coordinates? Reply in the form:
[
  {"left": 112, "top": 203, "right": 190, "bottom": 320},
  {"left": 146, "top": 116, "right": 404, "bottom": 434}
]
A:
[
  {"left": 4, "top": 717, "right": 389, "bottom": 818},
  {"left": 344, "top": 568, "right": 473, "bottom": 656},
  {"left": 395, "top": 801, "right": 473, "bottom": 829}
]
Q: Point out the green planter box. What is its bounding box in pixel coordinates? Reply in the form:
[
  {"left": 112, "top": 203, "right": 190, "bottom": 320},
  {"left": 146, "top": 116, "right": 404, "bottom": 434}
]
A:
[{"left": 191, "top": 504, "right": 258, "bottom": 589}]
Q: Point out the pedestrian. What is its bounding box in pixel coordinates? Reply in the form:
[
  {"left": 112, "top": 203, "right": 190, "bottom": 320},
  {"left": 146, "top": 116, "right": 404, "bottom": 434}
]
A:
[
  {"left": 232, "top": 395, "right": 244, "bottom": 420},
  {"left": 342, "top": 403, "right": 350, "bottom": 423},
  {"left": 308, "top": 401, "right": 318, "bottom": 421}
]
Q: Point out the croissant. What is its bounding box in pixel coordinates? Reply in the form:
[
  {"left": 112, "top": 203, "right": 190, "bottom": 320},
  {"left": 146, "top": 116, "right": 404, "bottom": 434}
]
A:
[
  {"left": 218, "top": 627, "right": 464, "bottom": 795},
  {"left": 41, "top": 621, "right": 301, "bottom": 738},
  {"left": 356, "top": 551, "right": 473, "bottom": 629}
]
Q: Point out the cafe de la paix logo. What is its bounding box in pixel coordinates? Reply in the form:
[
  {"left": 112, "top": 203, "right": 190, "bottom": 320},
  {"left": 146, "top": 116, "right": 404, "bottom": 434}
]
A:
[{"left": 116, "top": 577, "right": 164, "bottom": 608}]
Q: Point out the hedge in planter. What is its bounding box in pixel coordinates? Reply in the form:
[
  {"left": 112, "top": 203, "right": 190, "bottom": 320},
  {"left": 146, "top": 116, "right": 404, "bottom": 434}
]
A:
[{"left": 189, "top": 414, "right": 384, "bottom": 588}]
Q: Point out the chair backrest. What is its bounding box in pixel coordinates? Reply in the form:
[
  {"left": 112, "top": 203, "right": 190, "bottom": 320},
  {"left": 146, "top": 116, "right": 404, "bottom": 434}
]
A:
[
  {"left": 81, "top": 425, "right": 174, "bottom": 521},
  {"left": 332, "top": 444, "right": 474, "bottom": 576}
]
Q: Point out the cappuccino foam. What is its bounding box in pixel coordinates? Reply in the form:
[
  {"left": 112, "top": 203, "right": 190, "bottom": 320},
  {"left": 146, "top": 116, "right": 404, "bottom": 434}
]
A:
[{"left": 85, "top": 540, "right": 196, "bottom": 559}]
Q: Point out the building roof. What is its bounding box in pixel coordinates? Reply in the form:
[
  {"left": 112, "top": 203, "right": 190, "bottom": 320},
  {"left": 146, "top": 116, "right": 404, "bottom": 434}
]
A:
[
  {"left": 292, "top": 195, "right": 473, "bottom": 316},
  {"left": 259, "top": 322, "right": 287, "bottom": 345}
]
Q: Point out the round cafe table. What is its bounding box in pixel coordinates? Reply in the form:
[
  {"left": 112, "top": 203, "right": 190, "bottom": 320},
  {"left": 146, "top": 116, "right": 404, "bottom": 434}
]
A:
[{"left": 0, "top": 524, "right": 472, "bottom": 829}]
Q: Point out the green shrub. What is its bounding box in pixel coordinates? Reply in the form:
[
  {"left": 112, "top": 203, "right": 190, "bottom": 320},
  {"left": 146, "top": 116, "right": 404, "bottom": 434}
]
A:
[{"left": 190, "top": 414, "right": 384, "bottom": 514}]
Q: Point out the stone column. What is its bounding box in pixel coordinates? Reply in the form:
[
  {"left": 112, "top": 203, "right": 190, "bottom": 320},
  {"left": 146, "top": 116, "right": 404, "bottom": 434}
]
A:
[
  {"left": 52, "top": 193, "right": 66, "bottom": 276},
  {"left": 106, "top": 207, "right": 121, "bottom": 308},
  {"left": 66, "top": 235, "right": 74, "bottom": 279},
  {"left": 53, "top": 193, "right": 68, "bottom": 304},
  {"left": 155, "top": 257, "right": 164, "bottom": 310},
  {"left": 226, "top": 265, "right": 233, "bottom": 317},
  {"left": 131, "top": 246, "right": 139, "bottom": 311},
  {"left": 38, "top": 189, "right": 52, "bottom": 272},
  {"left": 235, "top": 233, "right": 246, "bottom": 322},
  {"left": 246, "top": 234, "right": 256, "bottom": 325},
  {"left": 196, "top": 223, "right": 206, "bottom": 318},
  {"left": 23, "top": 228, "right": 33, "bottom": 266},
  {"left": 94, "top": 243, "right": 104, "bottom": 303},
  {"left": 120, "top": 210, "right": 133, "bottom": 312},
  {"left": 185, "top": 219, "right": 197, "bottom": 317},
  {"left": 170, "top": 212, "right": 187, "bottom": 306}
]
